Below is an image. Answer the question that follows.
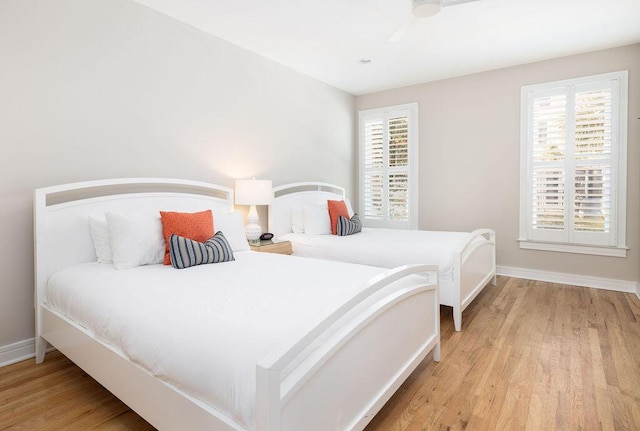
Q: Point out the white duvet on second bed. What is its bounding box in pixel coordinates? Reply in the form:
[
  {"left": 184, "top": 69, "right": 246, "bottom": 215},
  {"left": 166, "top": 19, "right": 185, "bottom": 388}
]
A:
[
  {"left": 280, "top": 228, "right": 474, "bottom": 281},
  {"left": 46, "top": 251, "right": 397, "bottom": 430}
]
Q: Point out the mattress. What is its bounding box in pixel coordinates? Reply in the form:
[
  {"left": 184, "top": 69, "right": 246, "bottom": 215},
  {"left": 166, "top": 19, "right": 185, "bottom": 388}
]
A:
[
  {"left": 279, "top": 228, "right": 475, "bottom": 281},
  {"left": 46, "top": 251, "right": 402, "bottom": 430}
]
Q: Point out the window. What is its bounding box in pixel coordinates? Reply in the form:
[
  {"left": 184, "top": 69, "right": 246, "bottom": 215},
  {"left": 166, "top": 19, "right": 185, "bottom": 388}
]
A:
[
  {"left": 358, "top": 103, "right": 418, "bottom": 229},
  {"left": 519, "top": 71, "right": 628, "bottom": 257}
]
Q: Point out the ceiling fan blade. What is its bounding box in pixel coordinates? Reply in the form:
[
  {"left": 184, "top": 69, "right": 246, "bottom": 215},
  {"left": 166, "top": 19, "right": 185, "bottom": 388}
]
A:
[
  {"left": 442, "top": 0, "right": 480, "bottom": 7},
  {"left": 388, "top": 15, "right": 416, "bottom": 42},
  {"left": 388, "top": 0, "right": 480, "bottom": 42}
]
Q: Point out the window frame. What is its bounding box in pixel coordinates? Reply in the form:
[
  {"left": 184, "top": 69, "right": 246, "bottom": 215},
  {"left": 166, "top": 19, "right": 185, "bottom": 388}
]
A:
[
  {"left": 358, "top": 102, "right": 418, "bottom": 230},
  {"left": 519, "top": 71, "right": 628, "bottom": 257}
]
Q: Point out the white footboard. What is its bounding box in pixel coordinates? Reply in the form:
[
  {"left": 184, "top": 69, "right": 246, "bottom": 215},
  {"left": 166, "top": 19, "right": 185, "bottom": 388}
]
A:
[
  {"left": 451, "top": 229, "right": 496, "bottom": 331},
  {"left": 256, "top": 265, "right": 440, "bottom": 431}
]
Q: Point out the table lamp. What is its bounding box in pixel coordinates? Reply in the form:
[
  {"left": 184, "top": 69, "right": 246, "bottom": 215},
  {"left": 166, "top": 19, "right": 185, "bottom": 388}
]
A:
[{"left": 234, "top": 178, "right": 272, "bottom": 245}]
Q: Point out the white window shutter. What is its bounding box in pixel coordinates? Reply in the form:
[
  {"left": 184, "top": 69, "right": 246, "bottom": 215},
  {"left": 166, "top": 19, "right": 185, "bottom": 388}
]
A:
[
  {"left": 359, "top": 104, "right": 418, "bottom": 229},
  {"left": 363, "top": 119, "right": 385, "bottom": 221},
  {"left": 572, "top": 86, "right": 613, "bottom": 238},
  {"left": 520, "top": 71, "right": 627, "bottom": 256},
  {"left": 529, "top": 91, "right": 567, "bottom": 242}
]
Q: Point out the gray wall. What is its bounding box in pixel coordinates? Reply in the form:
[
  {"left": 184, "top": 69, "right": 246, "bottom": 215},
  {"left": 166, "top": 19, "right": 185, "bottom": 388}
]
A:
[
  {"left": 356, "top": 44, "right": 640, "bottom": 284},
  {"left": 0, "top": 0, "right": 355, "bottom": 348}
]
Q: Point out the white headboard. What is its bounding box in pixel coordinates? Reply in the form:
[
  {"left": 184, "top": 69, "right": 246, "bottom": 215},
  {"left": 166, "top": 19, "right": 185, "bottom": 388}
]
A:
[
  {"left": 33, "top": 178, "right": 234, "bottom": 311},
  {"left": 269, "top": 182, "right": 346, "bottom": 238}
]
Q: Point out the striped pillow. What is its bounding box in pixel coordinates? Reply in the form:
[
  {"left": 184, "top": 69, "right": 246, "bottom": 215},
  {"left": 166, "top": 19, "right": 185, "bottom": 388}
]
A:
[
  {"left": 337, "top": 213, "right": 362, "bottom": 236},
  {"left": 169, "top": 231, "right": 235, "bottom": 269}
]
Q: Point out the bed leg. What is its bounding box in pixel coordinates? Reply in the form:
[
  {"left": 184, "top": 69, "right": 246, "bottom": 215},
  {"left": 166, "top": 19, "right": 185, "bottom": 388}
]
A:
[
  {"left": 453, "top": 307, "right": 462, "bottom": 332},
  {"left": 492, "top": 274, "right": 497, "bottom": 286},
  {"left": 433, "top": 341, "right": 441, "bottom": 362},
  {"left": 35, "top": 336, "right": 47, "bottom": 364}
]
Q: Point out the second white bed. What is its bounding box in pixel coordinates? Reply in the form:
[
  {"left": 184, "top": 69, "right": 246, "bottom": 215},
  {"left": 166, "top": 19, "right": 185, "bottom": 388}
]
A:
[{"left": 271, "top": 182, "right": 497, "bottom": 332}]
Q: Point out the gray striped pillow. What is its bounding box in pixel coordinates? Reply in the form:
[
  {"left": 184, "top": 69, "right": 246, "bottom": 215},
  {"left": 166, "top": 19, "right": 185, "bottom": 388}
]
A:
[
  {"left": 337, "top": 213, "right": 362, "bottom": 236},
  {"left": 169, "top": 231, "right": 235, "bottom": 269}
]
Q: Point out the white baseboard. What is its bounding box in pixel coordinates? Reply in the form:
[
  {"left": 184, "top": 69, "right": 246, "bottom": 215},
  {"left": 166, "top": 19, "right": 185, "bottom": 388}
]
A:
[
  {"left": 0, "top": 338, "right": 36, "bottom": 368},
  {"left": 497, "top": 265, "right": 638, "bottom": 294}
]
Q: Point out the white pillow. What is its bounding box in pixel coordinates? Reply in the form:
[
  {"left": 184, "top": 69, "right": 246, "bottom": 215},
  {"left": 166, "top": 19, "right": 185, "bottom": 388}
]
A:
[
  {"left": 303, "top": 203, "right": 331, "bottom": 235},
  {"left": 345, "top": 198, "right": 355, "bottom": 218},
  {"left": 215, "top": 211, "right": 250, "bottom": 252},
  {"left": 291, "top": 205, "right": 304, "bottom": 234},
  {"left": 88, "top": 215, "right": 113, "bottom": 264},
  {"left": 106, "top": 212, "right": 165, "bottom": 270}
]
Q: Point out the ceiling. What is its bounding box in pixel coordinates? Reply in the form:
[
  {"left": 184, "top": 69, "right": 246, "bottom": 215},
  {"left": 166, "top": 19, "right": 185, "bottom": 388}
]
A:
[{"left": 133, "top": 0, "right": 640, "bottom": 95}]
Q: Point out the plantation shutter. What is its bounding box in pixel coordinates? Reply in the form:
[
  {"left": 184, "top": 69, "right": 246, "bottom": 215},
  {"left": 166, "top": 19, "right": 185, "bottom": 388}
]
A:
[
  {"left": 360, "top": 104, "right": 417, "bottom": 229},
  {"left": 363, "top": 119, "right": 385, "bottom": 220},
  {"left": 530, "top": 91, "right": 566, "bottom": 240},
  {"left": 572, "top": 85, "right": 613, "bottom": 242},
  {"left": 387, "top": 115, "right": 410, "bottom": 223},
  {"left": 522, "top": 73, "right": 625, "bottom": 249}
]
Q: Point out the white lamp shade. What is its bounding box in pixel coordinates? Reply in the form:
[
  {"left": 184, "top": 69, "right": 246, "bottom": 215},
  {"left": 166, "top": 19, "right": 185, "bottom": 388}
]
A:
[
  {"left": 234, "top": 179, "right": 273, "bottom": 205},
  {"left": 413, "top": 0, "right": 442, "bottom": 17}
]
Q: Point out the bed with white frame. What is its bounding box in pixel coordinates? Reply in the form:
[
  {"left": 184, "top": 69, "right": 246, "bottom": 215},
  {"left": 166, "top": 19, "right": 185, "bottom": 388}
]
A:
[
  {"left": 33, "top": 177, "right": 440, "bottom": 431},
  {"left": 270, "top": 182, "right": 497, "bottom": 332}
]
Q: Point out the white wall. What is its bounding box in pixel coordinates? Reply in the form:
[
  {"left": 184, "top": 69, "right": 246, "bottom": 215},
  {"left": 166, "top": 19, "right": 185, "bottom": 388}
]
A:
[
  {"left": 0, "top": 0, "right": 355, "bottom": 353},
  {"left": 356, "top": 44, "right": 640, "bottom": 285}
]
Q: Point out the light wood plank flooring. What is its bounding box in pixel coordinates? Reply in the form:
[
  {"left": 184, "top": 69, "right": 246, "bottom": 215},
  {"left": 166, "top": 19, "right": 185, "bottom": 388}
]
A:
[{"left": 1, "top": 276, "right": 639, "bottom": 430}]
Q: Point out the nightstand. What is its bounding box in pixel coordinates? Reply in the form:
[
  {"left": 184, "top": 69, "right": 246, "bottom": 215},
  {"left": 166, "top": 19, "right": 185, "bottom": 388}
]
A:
[{"left": 249, "top": 240, "right": 292, "bottom": 255}]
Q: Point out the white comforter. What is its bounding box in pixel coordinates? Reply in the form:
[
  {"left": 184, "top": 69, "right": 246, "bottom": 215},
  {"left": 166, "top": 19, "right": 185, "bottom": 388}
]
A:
[
  {"left": 280, "top": 228, "right": 474, "bottom": 280},
  {"left": 46, "top": 251, "right": 397, "bottom": 430}
]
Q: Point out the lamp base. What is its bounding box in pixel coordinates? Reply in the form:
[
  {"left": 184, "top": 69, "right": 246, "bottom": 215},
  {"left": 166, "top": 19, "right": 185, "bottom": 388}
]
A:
[{"left": 245, "top": 222, "right": 262, "bottom": 245}]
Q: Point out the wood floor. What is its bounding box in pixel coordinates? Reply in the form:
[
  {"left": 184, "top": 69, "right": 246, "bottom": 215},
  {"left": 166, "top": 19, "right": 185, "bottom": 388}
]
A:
[{"left": 1, "top": 276, "right": 639, "bottom": 430}]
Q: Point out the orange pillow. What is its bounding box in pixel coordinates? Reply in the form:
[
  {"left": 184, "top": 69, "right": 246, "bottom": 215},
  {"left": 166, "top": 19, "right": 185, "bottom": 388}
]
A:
[
  {"left": 160, "top": 210, "right": 214, "bottom": 265},
  {"left": 327, "top": 200, "right": 349, "bottom": 235}
]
